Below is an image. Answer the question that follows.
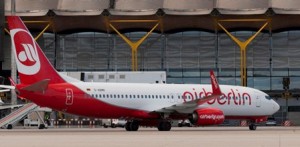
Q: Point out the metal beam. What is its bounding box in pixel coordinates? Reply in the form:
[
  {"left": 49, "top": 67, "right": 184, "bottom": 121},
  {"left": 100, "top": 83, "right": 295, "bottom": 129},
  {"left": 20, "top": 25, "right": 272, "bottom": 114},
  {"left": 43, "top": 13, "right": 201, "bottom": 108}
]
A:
[
  {"left": 109, "top": 20, "right": 160, "bottom": 71},
  {"left": 216, "top": 19, "right": 270, "bottom": 86}
]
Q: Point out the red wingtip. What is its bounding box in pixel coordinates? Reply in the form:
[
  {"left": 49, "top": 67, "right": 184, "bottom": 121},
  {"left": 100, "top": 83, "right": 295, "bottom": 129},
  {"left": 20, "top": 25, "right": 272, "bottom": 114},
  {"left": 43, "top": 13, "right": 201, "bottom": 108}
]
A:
[{"left": 210, "top": 70, "right": 222, "bottom": 95}]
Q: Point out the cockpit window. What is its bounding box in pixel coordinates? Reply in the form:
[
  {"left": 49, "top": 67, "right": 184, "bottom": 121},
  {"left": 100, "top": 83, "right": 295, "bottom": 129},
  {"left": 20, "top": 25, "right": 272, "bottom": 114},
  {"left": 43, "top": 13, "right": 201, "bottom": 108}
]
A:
[{"left": 265, "top": 96, "right": 272, "bottom": 100}]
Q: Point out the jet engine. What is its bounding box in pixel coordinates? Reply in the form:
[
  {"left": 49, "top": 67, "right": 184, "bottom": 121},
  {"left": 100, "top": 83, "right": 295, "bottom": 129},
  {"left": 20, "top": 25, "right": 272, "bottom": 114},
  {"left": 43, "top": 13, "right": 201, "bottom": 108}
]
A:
[{"left": 189, "top": 108, "right": 225, "bottom": 126}]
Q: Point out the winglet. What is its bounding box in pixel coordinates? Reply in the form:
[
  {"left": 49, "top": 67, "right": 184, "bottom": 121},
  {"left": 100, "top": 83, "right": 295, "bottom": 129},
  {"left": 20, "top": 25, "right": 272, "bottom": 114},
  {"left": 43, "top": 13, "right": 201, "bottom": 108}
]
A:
[{"left": 210, "top": 70, "right": 222, "bottom": 95}]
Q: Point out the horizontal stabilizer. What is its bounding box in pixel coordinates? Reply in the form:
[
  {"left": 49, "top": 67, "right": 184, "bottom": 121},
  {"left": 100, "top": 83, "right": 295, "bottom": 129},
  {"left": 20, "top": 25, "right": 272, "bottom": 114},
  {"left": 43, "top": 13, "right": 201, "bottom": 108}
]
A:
[
  {"left": 21, "top": 79, "right": 50, "bottom": 92},
  {"left": 0, "top": 85, "right": 15, "bottom": 90},
  {"left": 0, "top": 89, "right": 11, "bottom": 92}
]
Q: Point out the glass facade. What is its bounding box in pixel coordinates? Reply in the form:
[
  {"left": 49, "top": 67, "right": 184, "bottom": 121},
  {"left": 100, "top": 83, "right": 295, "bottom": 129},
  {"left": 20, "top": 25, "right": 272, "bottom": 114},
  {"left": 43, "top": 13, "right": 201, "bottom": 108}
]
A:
[{"left": 41, "top": 31, "right": 300, "bottom": 91}]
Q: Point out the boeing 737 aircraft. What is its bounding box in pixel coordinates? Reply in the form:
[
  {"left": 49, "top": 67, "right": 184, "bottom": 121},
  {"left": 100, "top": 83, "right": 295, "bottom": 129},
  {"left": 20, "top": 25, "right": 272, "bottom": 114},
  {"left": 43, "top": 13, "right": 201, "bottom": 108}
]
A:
[{"left": 2, "top": 16, "right": 280, "bottom": 131}]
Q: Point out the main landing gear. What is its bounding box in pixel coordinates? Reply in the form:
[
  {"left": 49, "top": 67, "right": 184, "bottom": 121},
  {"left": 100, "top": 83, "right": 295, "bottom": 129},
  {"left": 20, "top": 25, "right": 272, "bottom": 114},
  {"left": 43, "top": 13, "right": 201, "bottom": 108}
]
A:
[
  {"left": 125, "top": 120, "right": 139, "bottom": 131},
  {"left": 157, "top": 120, "right": 171, "bottom": 131},
  {"left": 124, "top": 119, "right": 172, "bottom": 131}
]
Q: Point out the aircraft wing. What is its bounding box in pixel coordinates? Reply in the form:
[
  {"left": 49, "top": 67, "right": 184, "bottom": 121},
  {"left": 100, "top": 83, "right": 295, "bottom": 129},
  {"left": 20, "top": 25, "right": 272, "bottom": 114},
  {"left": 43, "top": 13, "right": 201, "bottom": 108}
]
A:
[
  {"left": 0, "top": 89, "right": 10, "bottom": 92},
  {"left": 153, "top": 70, "right": 222, "bottom": 113},
  {"left": 153, "top": 94, "right": 222, "bottom": 113}
]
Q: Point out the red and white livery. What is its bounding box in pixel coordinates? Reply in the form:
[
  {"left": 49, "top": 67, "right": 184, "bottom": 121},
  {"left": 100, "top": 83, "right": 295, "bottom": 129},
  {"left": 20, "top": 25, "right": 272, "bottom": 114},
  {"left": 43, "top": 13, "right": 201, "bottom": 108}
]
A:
[{"left": 6, "top": 16, "right": 280, "bottom": 131}]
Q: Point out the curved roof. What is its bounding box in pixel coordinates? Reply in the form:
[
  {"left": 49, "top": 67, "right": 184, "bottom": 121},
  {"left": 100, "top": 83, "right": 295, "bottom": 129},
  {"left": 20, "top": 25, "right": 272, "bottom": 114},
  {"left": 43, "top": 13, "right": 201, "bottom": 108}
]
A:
[{"left": 5, "top": 0, "right": 300, "bottom": 33}]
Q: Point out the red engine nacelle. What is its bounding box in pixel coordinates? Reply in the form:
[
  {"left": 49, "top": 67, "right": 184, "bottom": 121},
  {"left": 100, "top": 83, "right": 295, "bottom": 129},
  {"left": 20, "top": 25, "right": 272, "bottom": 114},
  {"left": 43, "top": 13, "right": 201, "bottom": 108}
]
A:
[{"left": 189, "top": 108, "right": 225, "bottom": 126}]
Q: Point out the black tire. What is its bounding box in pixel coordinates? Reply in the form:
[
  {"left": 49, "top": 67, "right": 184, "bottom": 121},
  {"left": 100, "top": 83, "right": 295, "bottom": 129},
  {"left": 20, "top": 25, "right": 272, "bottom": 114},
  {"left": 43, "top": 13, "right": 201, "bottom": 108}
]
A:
[
  {"left": 125, "top": 122, "right": 131, "bottom": 131},
  {"left": 7, "top": 124, "right": 13, "bottom": 130},
  {"left": 125, "top": 121, "right": 139, "bottom": 131},
  {"left": 103, "top": 124, "right": 108, "bottom": 128},
  {"left": 130, "top": 121, "right": 139, "bottom": 131},
  {"left": 158, "top": 121, "right": 171, "bottom": 131},
  {"left": 249, "top": 124, "right": 257, "bottom": 130},
  {"left": 178, "top": 123, "right": 183, "bottom": 127},
  {"left": 111, "top": 124, "right": 116, "bottom": 128},
  {"left": 39, "top": 124, "right": 45, "bottom": 129}
]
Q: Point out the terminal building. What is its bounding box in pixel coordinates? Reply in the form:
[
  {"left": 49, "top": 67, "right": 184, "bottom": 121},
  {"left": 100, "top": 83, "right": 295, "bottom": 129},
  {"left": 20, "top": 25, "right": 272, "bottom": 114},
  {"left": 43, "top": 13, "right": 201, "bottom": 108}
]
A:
[{"left": 1, "top": 0, "right": 300, "bottom": 125}]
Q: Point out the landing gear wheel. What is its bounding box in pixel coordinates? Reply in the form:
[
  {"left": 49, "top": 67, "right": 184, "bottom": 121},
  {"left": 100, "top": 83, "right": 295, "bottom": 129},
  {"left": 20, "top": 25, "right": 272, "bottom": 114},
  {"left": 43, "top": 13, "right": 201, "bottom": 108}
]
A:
[
  {"left": 111, "top": 124, "right": 116, "bottom": 128},
  {"left": 39, "top": 124, "right": 46, "bottom": 129},
  {"left": 125, "top": 120, "right": 139, "bottom": 131},
  {"left": 157, "top": 121, "right": 171, "bottom": 131},
  {"left": 103, "top": 124, "right": 108, "bottom": 128},
  {"left": 249, "top": 124, "right": 257, "bottom": 130},
  {"left": 7, "top": 124, "right": 13, "bottom": 130},
  {"left": 178, "top": 123, "right": 183, "bottom": 127}
]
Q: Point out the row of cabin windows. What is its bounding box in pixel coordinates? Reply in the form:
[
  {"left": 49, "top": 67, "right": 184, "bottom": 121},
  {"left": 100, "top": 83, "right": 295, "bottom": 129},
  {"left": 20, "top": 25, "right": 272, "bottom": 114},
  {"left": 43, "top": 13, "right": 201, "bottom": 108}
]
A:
[
  {"left": 90, "top": 94, "right": 249, "bottom": 100},
  {"left": 91, "top": 94, "right": 178, "bottom": 99}
]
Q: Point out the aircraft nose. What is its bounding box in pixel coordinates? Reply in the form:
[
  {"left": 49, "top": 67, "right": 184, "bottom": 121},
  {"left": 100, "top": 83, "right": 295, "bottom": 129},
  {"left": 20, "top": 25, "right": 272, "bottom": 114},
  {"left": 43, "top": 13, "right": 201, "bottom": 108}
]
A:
[{"left": 273, "top": 100, "right": 280, "bottom": 112}]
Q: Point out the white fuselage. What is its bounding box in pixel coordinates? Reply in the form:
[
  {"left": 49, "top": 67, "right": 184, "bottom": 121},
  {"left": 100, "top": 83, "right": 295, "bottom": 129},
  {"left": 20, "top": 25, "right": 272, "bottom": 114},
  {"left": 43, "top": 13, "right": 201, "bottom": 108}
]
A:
[{"left": 74, "top": 82, "right": 279, "bottom": 117}]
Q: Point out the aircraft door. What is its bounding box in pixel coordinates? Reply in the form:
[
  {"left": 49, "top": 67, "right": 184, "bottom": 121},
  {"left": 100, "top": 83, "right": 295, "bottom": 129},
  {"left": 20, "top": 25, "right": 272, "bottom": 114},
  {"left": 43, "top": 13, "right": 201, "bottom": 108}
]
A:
[
  {"left": 256, "top": 94, "right": 261, "bottom": 107},
  {"left": 66, "top": 88, "right": 74, "bottom": 105},
  {"left": 170, "top": 93, "right": 176, "bottom": 103},
  {"left": 170, "top": 93, "right": 180, "bottom": 103}
]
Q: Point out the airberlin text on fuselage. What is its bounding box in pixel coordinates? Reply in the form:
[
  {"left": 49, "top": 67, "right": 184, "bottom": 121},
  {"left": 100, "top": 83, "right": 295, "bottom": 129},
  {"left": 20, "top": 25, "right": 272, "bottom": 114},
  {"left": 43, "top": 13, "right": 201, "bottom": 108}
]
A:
[{"left": 182, "top": 88, "right": 251, "bottom": 105}]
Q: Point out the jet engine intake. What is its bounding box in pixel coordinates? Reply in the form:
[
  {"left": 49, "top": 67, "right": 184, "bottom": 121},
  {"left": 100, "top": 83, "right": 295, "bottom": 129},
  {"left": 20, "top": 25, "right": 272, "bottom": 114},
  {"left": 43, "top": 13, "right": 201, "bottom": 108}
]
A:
[{"left": 189, "top": 108, "right": 225, "bottom": 126}]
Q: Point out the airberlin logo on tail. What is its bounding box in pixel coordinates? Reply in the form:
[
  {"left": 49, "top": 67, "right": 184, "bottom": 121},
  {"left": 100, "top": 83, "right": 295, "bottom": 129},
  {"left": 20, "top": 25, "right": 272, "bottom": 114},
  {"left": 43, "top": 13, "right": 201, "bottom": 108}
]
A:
[{"left": 10, "top": 28, "right": 40, "bottom": 75}]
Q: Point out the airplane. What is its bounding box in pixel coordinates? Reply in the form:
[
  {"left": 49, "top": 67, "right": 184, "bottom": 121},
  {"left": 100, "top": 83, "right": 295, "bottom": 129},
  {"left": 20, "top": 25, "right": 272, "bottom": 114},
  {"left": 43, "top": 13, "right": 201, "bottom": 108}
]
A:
[{"left": 3, "top": 16, "right": 280, "bottom": 131}]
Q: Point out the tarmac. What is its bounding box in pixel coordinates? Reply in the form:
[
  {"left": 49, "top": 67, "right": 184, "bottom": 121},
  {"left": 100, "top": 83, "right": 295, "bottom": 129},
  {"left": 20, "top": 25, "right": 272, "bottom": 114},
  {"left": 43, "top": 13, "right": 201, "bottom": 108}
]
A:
[{"left": 1, "top": 126, "right": 300, "bottom": 147}]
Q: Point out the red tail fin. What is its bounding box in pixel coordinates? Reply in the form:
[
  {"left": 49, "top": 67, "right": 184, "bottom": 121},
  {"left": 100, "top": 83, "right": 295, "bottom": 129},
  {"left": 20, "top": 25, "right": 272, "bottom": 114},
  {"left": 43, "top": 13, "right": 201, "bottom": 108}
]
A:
[
  {"left": 7, "top": 16, "right": 65, "bottom": 85},
  {"left": 210, "top": 70, "right": 222, "bottom": 95}
]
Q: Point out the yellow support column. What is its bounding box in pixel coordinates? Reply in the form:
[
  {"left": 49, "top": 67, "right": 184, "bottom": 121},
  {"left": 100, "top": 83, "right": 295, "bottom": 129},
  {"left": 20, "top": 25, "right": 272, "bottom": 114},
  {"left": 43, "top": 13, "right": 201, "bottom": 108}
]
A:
[
  {"left": 108, "top": 20, "right": 159, "bottom": 71},
  {"left": 5, "top": 20, "right": 51, "bottom": 41},
  {"left": 216, "top": 19, "right": 269, "bottom": 86}
]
